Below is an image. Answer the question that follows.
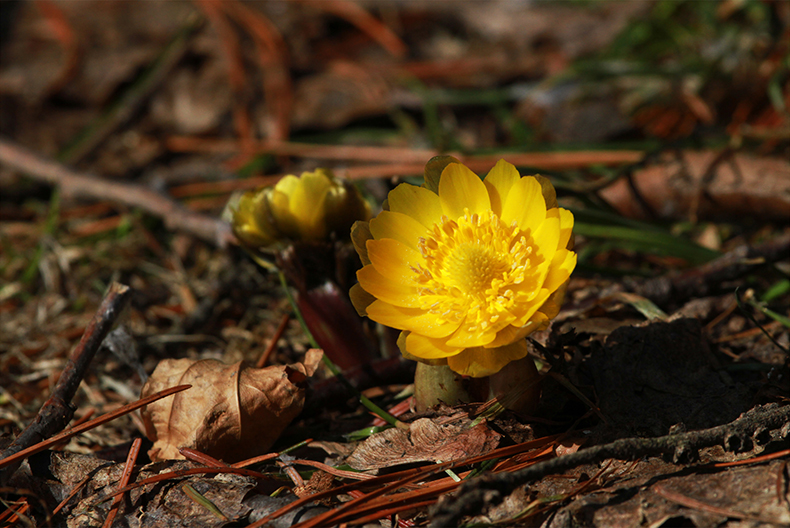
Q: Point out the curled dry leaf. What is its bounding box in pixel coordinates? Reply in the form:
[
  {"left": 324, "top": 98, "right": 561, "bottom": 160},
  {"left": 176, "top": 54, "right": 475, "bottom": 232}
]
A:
[
  {"left": 554, "top": 436, "right": 588, "bottom": 457},
  {"left": 141, "top": 349, "right": 323, "bottom": 462},
  {"left": 346, "top": 417, "right": 501, "bottom": 471}
]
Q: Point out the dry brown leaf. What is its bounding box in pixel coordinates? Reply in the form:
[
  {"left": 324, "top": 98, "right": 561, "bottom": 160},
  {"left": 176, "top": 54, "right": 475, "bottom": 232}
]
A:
[
  {"left": 141, "top": 349, "right": 323, "bottom": 462},
  {"left": 346, "top": 417, "right": 501, "bottom": 471},
  {"left": 600, "top": 151, "right": 790, "bottom": 222},
  {"left": 290, "top": 63, "right": 392, "bottom": 130},
  {"left": 308, "top": 440, "right": 357, "bottom": 458},
  {"left": 554, "top": 436, "right": 588, "bottom": 457}
]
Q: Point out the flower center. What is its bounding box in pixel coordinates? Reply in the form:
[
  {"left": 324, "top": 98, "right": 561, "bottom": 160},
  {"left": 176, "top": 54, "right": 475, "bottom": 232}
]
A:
[
  {"left": 412, "top": 209, "right": 541, "bottom": 334},
  {"left": 445, "top": 243, "right": 506, "bottom": 296}
]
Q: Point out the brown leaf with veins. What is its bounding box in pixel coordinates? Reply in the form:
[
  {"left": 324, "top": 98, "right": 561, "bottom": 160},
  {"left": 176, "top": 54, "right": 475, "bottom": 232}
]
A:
[
  {"left": 346, "top": 416, "right": 501, "bottom": 471},
  {"left": 141, "top": 349, "right": 322, "bottom": 462}
]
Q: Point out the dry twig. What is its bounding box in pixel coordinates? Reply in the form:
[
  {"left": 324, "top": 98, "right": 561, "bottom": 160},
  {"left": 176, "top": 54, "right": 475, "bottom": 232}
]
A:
[
  {"left": 0, "top": 385, "right": 190, "bottom": 477},
  {"left": 0, "top": 138, "right": 232, "bottom": 246},
  {"left": 429, "top": 403, "right": 790, "bottom": 526},
  {"left": 1, "top": 285, "right": 129, "bottom": 455},
  {"left": 166, "top": 136, "right": 644, "bottom": 169},
  {"left": 0, "top": 283, "right": 132, "bottom": 482}
]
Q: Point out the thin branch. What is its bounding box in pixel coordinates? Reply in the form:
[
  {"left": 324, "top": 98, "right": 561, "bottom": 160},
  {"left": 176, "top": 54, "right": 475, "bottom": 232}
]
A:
[
  {"left": 429, "top": 403, "right": 790, "bottom": 527},
  {"left": 0, "top": 138, "right": 232, "bottom": 247},
  {"left": 0, "top": 385, "right": 191, "bottom": 474},
  {"left": 0, "top": 282, "right": 132, "bottom": 482},
  {"left": 166, "top": 136, "right": 644, "bottom": 169}
]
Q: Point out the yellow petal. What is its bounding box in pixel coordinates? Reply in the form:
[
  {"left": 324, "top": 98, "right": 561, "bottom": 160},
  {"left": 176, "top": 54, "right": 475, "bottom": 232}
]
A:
[
  {"left": 357, "top": 265, "right": 420, "bottom": 308},
  {"left": 351, "top": 221, "right": 373, "bottom": 266},
  {"left": 349, "top": 282, "right": 376, "bottom": 316},
  {"left": 509, "top": 222, "right": 556, "bottom": 302},
  {"left": 483, "top": 159, "right": 520, "bottom": 217},
  {"left": 366, "top": 301, "right": 458, "bottom": 338},
  {"left": 447, "top": 340, "right": 530, "bottom": 378},
  {"left": 324, "top": 180, "right": 372, "bottom": 237},
  {"left": 423, "top": 155, "right": 461, "bottom": 194},
  {"left": 387, "top": 183, "right": 443, "bottom": 230},
  {"left": 369, "top": 210, "right": 428, "bottom": 249},
  {"left": 268, "top": 187, "right": 301, "bottom": 239},
  {"left": 367, "top": 238, "right": 423, "bottom": 285},
  {"left": 231, "top": 189, "right": 279, "bottom": 247},
  {"left": 445, "top": 323, "right": 497, "bottom": 348},
  {"left": 532, "top": 214, "right": 560, "bottom": 274},
  {"left": 535, "top": 280, "right": 568, "bottom": 320},
  {"left": 485, "top": 325, "right": 529, "bottom": 348},
  {"left": 500, "top": 176, "right": 545, "bottom": 233},
  {"left": 273, "top": 174, "right": 300, "bottom": 195},
  {"left": 534, "top": 175, "right": 558, "bottom": 209},
  {"left": 542, "top": 249, "right": 576, "bottom": 294},
  {"left": 510, "top": 274, "right": 559, "bottom": 327},
  {"left": 485, "top": 312, "right": 550, "bottom": 348},
  {"left": 511, "top": 250, "right": 573, "bottom": 326},
  {"left": 405, "top": 332, "right": 463, "bottom": 359},
  {"left": 558, "top": 208, "right": 574, "bottom": 250},
  {"left": 527, "top": 311, "right": 551, "bottom": 333},
  {"left": 439, "top": 163, "right": 491, "bottom": 219},
  {"left": 397, "top": 332, "right": 449, "bottom": 366},
  {"left": 290, "top": 172, "right": 333, "bottom": 240}
]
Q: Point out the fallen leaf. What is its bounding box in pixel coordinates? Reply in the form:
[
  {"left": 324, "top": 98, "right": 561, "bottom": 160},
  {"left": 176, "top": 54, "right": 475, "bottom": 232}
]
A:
[
  {"left": 346, "top": 417, "right": 500, "bottom": 471},
  {"left": 294, "top": 470, "right": 335, "bottom": 498},
  {"left": 141, "top": 349, "right": 322, "bottom": 462},
  {"left": 291, "top": 63, "right": 391, "bottom": 130},
  {"left": 308, "top": 440, "right": 357, "bottom": 458},
  {"left": 554, "top": 436, "right": 587, "bottom": 457},
  {"left": 600, "top": 151, "right": 790, "bottom": 222}
]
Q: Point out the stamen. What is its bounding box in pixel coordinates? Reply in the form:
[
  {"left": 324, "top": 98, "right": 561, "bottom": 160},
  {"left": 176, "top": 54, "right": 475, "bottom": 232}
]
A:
[{"left": 412, "top": 209, "right": 542, "bottom": 339}]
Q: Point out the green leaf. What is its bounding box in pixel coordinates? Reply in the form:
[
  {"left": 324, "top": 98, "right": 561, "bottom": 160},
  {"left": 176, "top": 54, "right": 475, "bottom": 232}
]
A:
[
  {"left": 762, "top": 280, "right": 790, "bottom": 303},
  {"left": 572, "top": 222, "right": 719, "bottom": 265}
]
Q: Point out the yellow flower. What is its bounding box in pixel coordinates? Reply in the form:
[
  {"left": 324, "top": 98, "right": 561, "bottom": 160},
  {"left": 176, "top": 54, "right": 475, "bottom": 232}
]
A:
[
  {"left": 232, "top": 168, "right": 371, "bottom": 249},
  {"left": 350, "top": 159, "right": 576, "bottom": 378}
]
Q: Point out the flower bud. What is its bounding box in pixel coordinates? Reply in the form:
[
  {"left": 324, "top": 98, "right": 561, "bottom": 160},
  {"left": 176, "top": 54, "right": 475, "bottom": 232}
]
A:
[{"left": 231, "top": 169, "right": 371, "bottom": 250}]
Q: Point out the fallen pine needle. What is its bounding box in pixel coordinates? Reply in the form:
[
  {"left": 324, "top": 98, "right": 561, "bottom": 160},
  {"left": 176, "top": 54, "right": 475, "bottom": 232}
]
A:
[{"left": 102, "top": 437, "right": 142, "bottom": 528}]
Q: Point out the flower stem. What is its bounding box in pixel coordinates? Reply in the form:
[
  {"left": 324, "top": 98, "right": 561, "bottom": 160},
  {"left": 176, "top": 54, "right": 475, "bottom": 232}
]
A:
[{"left": 277, "top": 269, "right": 406, "bottom": 429}]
